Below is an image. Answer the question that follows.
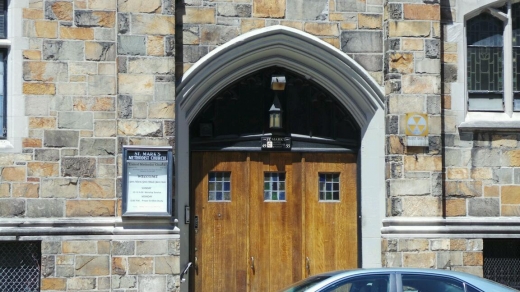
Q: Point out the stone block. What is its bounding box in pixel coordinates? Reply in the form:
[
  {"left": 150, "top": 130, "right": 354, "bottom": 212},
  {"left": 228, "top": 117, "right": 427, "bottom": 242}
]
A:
[
  {"left": 63, "top": 241, "right": 98, "bottom": 254},
  {"left": 88, "top": 75, "right": 116, "bottom": 95},
  {"left": 218, "top": 3, "right": 251, "bottom": 17},
  {"left": 41, "top": 178, "right": 78, "bottom": 198},
  {"left": 23, "top": 138, "right": 43, "bottom": 149},
  {"left": 358, "top": 13, "right": 382, "bottom": 29},
  {"left": 404, "top": 155, "right": 441, "bottom": 172},
  {"left": 28, "top": 162, "right": 59, "bottom": 177},
  {"left": 200, "top": 25, "right": 239, "bottom": 45},
  {"left": 69, "top": 62, "right": 98, "bottom": 75},
  {"left": 168, "top": 240, "right": 180, "bottom": 256},
  {"left": 501, "top": 186, "right": 520, "bottom": 204},
  {"left": 56, "top": 265, "right": 75, "bottom": 277},
  {"left": 286, "top": 0, "right": 328, "bottom": 20},
  {"left": 1, "top": 167, "right": 26, "bottom": 182},
  {"left": 138, "top": 275, "right": 166, "bottom": 291},
  {"left": 387, "top": 135, "right": 405, "bottom": 154},
  {"left": 117, "top": 95, "right": 132, "bottom": 118},
  {"left": 24, "top": 8, "right": 45, "bottom": 20},
  {"left": 45, "top": 1, "right": 73, "bottom": 20},
  {"left": 27, "top": 199, "right": 64, "bottom": 217},
  {"left": 112, "top": 275, "right": 137, "bottom": 289},
  {"left": 491, "top": 134, "right": 518, "bottom": 148},
  {"left": 43, "top": 40, "right": 84, "bottom": 61},
  {"left": 388, "top": 95, "right": 425, "bottom": 114},
  {"left": 41, "top": 278, "right": 67, "bottom": 290},
  {"left": 61, "top": 157, "right": 96, "bottom": 177},
  {"left": 23, "top": 83, "right": 56, "bottom": 95},
  {"left": 128, "top": 257, "right": 154, "bottom": 274},
  {"left": 131, "top": 14, "right": 175, "bottom": 35},
  {"left": 502, "top": 205, "right": 520, "bottom": 216},
  {"left": 44, "top": 130, "right": 79, "bottom": 147},
  {"left": 112, "top": 257, "right": 127, "bottom": 275},
  {"left": 79, "top": 178, "right": 115, "bottom": 198},
  {"left": 0, "top": 183, "right": 10, "bottom": 197},
  {"left": 463, "top": 252, "right": 483, "bottom": 266},
  {"left": 117, "top": 120, "right": 162, "bottom": 137},
  {"left": 23, "top": 61, "right": 68, "bottom": 82},
  {"left": 148, "top": 102, "right": 175, "bottom": 119},
  {"left": 389, "top": 179, "right": 430, "bottom": 196},
  {"left": 447, "top": 168, "right": 468, "bottom": 179},
  {"left": 117, "top": 0, "right": 162, "bottom": 13},
  {"left": 58, "top": 112, "right": 93, "bottom": 130},
  {"left": 436, "top": 252, "right": 463, "bottom": 269},
  {"left": 389, "top": 21, "right": 431, "bottom": 37},
  {"left": 504, "top": 149, "right": 520, "bottom": 167},
  {"left": 403, "top": 252, "right": 435, "bottom": 268},
  {"left": 67, "top": 278, "right": 96, "bottom": 290},
  {"left": 446, "top": 198, "right": 466, "bottom": 217},
  {"left": 403, "top": 4, "right": 440, "bottom": 20},
  {"left": 416, "top": 58, "right": 440, "bottom": 74},
  {"left": 73, "top": 97, "right": 115, "bottom": 112},
  {"left": 136, "top": 240, "right": 168, "bottom": 255},
  {"left": 446, "top": 181, "right": 482, "bottom": 197},
  {"left": 387, "top": 3, "right": 402, "bottom": 19},
  {"left": 494, "top": 167, "right": 513, "bottom": 184},
  {"left": 156, "top": 256, "right": 180, "bottom": 274},
  {"left": 402, "top": 196, "right": 441, "bottom": 216},
  {"left": 0, "top": 199, "right": 25, "bottom": 217},
  {"left": 425, "top": 39, "right": 440, "bottom": 59},
  {"left": 304, "top": 23, "right": 339, "bottom": 36},
  {"left": 113, "top": 241, "right": 136, "bottom": 255},
  {"left": 184, "top": 7, "right": 216, "bottom": 24},
  {"left": 341, "top": 31, "right": 382, "bottom": 53},
  {"left": 337, "top": 0, "right": 365, "bottom": 12},
  {"left": 468, "top": 198, "right": 499, "bottom": 216},
  {"left": 66, "top": 200, "right": 116, "bottom": 216},
  {"left": 402, "top": 75, "right": 440, "bottom": 94},
  {"left": 472, "top": 148, "right": 501, "bottom": 167},
  {"left": 128, "top": 57, "right": 175, "bottom": 74},
  {"left": 389, "top": 52, "right": 413, "bottom": 73},
  {"left": 29, "top": 117, "right": 56, "bottom": 130},
  {"left": 431, "top": 239, "right": 450, "bottom": 251},
  {"left": 470, "top": 167, "right": 493, "bottom": 180},
  {"left": 94, "top": 120, "right": 117, "bottom": 137},
  {"left": 60, "top": 26, "right": 94, "bottom": 40},
  {"left": 75, "top": 11, "right": 115, "bottom": 28},
  {"left": 253, "top": 0, "right": 285, "bottom": 18},
  {"left": 118, "top": 74, "right": 154, "bottom": 95},
  {"left": 402, "top": 39, "right": 423, "bottom": 51},
  {"left": 147, "top": 36, "right": 164, "bottom": 56},
  {"left": 398, "top": 239, "right": 429, "bottom": 252},
  {"left": 183, "top": 45, "right": 209, "bottom": 63},
  {"left": 85, "top": 41, "right": 116, "bottom": 61},
  {"left": 56, "top": 82, "right": 87, "bottom": 95}
]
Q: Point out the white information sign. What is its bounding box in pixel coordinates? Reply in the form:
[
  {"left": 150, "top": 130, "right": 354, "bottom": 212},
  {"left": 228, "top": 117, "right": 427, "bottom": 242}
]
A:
[{"left": 122, "top": 147, "right": 173, "bottom": 217}]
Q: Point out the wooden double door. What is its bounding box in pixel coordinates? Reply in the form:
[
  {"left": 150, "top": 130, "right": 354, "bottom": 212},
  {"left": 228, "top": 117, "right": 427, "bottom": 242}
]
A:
[{"left": 191, "top": 152, "right": 358, "bottom": 292}]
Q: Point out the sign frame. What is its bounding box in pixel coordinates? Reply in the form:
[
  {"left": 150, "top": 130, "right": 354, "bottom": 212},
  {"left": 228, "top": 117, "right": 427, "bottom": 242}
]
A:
[
  {"left": 261, "top": 136, "right": 292, "bottom": 150},
  {"left": 122, "top": 146, "right": 174, "bottom": 217}
]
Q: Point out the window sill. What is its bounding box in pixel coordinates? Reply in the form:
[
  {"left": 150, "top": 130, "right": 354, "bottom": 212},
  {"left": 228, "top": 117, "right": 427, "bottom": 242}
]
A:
[
  {"left": 0, "top": 139, "right": 14, "bottom": 150},
  {"left": 459, "top": 112, "right": 520, "bottom": 131}
]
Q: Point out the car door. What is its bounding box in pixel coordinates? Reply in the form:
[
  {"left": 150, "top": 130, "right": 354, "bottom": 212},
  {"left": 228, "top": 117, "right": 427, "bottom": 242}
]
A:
[
  {"left": 399, "top": 273, "right": 465, "bottom": 292},
  {"left": 318, "top": 273, "right": 395, "bottom": 292}
]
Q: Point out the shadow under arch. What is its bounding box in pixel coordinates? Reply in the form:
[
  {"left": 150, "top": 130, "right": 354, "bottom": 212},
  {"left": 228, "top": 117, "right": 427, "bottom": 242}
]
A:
[{"left": 175, "top": 25, "right": 386, "bottom": 291}]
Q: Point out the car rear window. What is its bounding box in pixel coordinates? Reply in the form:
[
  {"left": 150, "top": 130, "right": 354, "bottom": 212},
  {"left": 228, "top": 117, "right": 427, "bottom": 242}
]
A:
[{"left": 279, "top": 275, "right": 332, "bottom": 292}]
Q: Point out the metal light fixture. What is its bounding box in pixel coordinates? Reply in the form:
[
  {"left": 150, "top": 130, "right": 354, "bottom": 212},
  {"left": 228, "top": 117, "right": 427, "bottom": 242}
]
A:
[
  {"left": 269, "top": 94, "right": 282, "bottom": 129},
  {"left": 269, "top": 75, "right": 286, "bottom": 130}
]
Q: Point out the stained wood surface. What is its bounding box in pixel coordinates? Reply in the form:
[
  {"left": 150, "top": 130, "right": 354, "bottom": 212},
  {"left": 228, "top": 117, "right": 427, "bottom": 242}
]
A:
[{"left": 192, "top": 152, "right": 357, "bottom": 292}]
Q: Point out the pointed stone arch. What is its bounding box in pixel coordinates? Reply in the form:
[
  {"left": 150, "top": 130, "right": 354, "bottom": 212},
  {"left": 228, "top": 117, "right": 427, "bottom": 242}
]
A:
[{"left": 175, "top": 26, "right": 386, "bottom": 289}]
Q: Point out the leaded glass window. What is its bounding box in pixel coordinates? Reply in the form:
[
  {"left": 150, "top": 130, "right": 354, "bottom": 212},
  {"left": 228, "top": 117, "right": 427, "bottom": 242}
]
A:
[
  {"left": 208, "top": 172, "right": 231, "bottom": 201},
  {"left": 264, "top": 172, "right": 286, "bottom": 201},
  {"left": 513, "top": 3, "right": 520, "bottom": 110},
  {"left": 319, "top": 173, "right": 340, "bottom": 201},
  {"left": 467, "top": 12, "right": 504, "bottom": 111}
]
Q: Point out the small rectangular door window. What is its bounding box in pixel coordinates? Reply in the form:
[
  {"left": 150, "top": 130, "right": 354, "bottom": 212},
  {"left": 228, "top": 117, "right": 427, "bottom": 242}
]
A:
[
  {"left": 319, "top": 173, "right": 340, "bottom": 201},
  {"left": 264, "top": 172, "right": 286, "bottom": 201},
  {"left": 208, "top": 172, "right": 231, "bottom": 201}
]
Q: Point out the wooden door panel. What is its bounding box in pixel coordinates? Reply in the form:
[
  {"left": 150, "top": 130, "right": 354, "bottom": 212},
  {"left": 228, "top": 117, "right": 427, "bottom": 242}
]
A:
[
  {"left": 249, "top": 153, "right": 304, "bottom": 292},
  {"left": 192, "top": 152, "right": 249, "bottom": 292},
  {"left": 304, "top": 153, "right": 358, "bottom": 276}
]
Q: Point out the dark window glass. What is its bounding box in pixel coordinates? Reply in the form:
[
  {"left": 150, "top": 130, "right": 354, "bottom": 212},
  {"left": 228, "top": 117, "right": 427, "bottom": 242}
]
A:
[
  {"left": 0, "top": 241, "right": 41, "bottom": 291},
  {"left": 467, "top": 12, "right": 504, "bottom": 111},
  {"left": 513, "top": 3, "right": 520, "bottom": 110},
  {"left": 401, "top": 274, "right": 464, "bottom": 292},
  {"left": 0, "top": 50, "right": 5, "bottom": 138},
  {"left": 0, "top": 0, "right": 5, "bottom": 39},
  {"left": 465, "top": 284, "right": 482, "bottom": 292},
  {"left": 208, "top": 172, "right": 231, "bottom": 201},
  {"left": 322, "top": 274, "right": 390, "bottom": 292},
  {"left": 484, "top": 239, "right": 520, "bottom": 289},
  {"left": 319, "top": 173, "right": 340, "bottom": 201},
  {"left": 264, "top": 172, "right": 286, "bottom": 201}
]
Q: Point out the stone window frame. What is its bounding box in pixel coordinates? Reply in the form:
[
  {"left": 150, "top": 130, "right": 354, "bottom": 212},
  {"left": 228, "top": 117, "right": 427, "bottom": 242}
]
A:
[
  {"left": 458, "top": 0, "right": 520, "bottom": 130},
  {"left": 0, "top": 0, "right": 26, "bottom": 151}
]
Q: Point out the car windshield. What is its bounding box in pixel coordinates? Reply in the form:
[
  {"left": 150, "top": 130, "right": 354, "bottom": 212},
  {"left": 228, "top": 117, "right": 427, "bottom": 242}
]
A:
[{"left": 279, "top": 275, "right": 332, "bottom": 292}]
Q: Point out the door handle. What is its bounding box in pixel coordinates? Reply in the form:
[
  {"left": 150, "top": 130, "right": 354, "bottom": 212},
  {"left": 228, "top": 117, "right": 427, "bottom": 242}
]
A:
[
  {"left": 251, "top": 257, "right": 255, "bottom": 274},
  {"left": 180, "top": 262, "right": 192, "bottom": 283},
  {"left": 306, "top": 257, "right": 310, "bottom": 275}
]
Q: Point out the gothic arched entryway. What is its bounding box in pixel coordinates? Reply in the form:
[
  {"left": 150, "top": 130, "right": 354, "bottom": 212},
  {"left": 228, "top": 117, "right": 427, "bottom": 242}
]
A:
[{"left": 176, "top": 26, "right": 385, "bottom": 292}]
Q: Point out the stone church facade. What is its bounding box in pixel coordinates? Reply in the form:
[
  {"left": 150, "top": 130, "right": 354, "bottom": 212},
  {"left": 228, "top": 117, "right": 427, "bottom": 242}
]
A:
[{"left": 1, "top": 0, "right": 519, "bottom": 291}]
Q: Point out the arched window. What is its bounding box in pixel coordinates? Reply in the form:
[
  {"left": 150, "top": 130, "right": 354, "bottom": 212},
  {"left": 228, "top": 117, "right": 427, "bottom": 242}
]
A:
[{"left": 466, "top": 2, "right": 520, "bottom": 112}]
